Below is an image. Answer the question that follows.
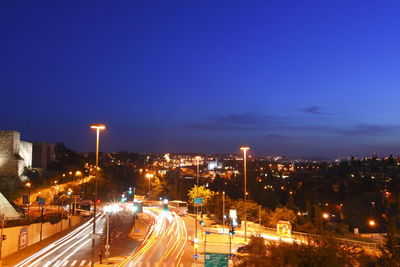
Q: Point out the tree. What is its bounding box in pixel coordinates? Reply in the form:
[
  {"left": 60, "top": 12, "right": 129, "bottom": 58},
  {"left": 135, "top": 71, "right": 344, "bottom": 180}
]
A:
[
  {"left": 231, "top": 199, "right": 266, "bottom": 223},
  {"left": 236, "top": 235, "right": 369, "bottom": 267},
  {"left": 236, "top": 235, "right": 268, "bottom": 266},
  {"left": 266, "top": 207, "right": 297, "bottom": 227},
  {"left": 378, "top": 217, "right": 400, "bottom": 265},
  {"left": 187, "top": 185, "right": 215, "bottom": 211}
]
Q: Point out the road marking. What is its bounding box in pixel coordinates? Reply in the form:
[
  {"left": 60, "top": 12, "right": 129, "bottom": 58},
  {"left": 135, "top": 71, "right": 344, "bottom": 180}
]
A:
[
  {"left": 62, "top": 260, "right": 69, "bottom": 266},
  {"left": 71, "top": 260, "right": 78, "bottom": 266},
  {"left": 43, "top": 261, "right": 52, "bottom": 267},
  {"left": 79, "top": 260, "right": 86, "bottom": 266}
]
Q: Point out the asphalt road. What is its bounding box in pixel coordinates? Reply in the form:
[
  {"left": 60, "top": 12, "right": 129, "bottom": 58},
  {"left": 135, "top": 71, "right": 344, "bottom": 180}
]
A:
[
  {"left": 12, "top": 212, "right": 138, "bottom": 267},
  {"left": 121, "top": 208, "right": 190, "bottom": 267}
]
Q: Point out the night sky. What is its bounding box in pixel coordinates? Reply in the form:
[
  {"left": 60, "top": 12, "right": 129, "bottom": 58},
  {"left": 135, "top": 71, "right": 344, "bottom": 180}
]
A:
[{"left": 1, "top": 1, "right": 400, "bottom": 158}]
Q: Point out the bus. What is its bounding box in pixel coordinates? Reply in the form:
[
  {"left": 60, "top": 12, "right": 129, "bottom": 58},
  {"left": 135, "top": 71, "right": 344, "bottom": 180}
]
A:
[
  {"left": 79, "top": 200, "right": 93, "bottom": 217},
  {"left": 169, "top": 200, "right": 188, "bottom": 216}
]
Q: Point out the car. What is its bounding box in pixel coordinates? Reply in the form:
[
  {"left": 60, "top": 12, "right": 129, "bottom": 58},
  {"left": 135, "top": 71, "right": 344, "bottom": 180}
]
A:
[{"left": 236, "top": 245, "right": 248, "bottom": 253}]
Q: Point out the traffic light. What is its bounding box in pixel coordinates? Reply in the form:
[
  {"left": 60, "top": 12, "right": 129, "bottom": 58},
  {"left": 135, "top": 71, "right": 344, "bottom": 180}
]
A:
[
  {"left": 229, "top": 229, "right": 235, "bottom": 236},
  {"left": 132, "top": 205, "right": 138, "bottom": 213},
  {"left": 2, "top": 234, "right": 6, "bottom": 240},
  {"left": 194, "top": 243, "right": 199, "bottom": 249},
  {"left": 199, "top": 221, "right": 205, "bottom": 226},
  {"left": 163, "top": 199, "right": 169, "bottom": 211}
]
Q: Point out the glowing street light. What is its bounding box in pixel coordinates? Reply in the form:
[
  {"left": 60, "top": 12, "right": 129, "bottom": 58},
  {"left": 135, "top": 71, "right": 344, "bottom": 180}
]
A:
[
  {"left": 240, "top": 146, "right": 250, "bottom": 242},
  {"left": 25, "top": 182, "right": 31, "bottom": 215},
  {"left": 146, "top": 173, "right": 154, "bottom": 200},
  {"left": 90, "top": 123, "right": 106, "bottom": 267},
  {"left": 369, "top": 219, "right": 376, "bottom": 239}
]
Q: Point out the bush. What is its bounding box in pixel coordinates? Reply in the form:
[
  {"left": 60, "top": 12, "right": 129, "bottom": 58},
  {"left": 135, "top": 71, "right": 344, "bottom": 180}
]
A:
[{"left": 235, "top": 235, "right": 374, "bottom": 267}]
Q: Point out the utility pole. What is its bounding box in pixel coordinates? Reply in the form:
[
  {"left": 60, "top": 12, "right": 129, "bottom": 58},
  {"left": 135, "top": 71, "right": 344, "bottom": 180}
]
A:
[
  {"left": 259, "top": 205, "right": 261, "bottom": 234},
  {"left": 40, "top": 204, "right": 44, "bottom": 241},
  {"left": 105, "top": 215, "right": 110, "bottom": 264},
  {"left": 196, "top": 157, "right": 200, "bottom": 239},
  {"left": 229, "top": 225, "right": 232, "bottom": 257},
  {"left": 0, "top": 214, "right": 4, "bottom": 262},
  {"left": 133, "top": 187, "right": 136, "bottom": 226},
  {"left": 222, "top": 191, "right": 225, "bottom": 233},
  {"left": 240, "top": 146, "right": 250, "bottom": 242}
]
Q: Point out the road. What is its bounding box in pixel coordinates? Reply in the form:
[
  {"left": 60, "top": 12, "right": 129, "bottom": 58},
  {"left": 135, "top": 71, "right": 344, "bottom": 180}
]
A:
[
  {"left": 120, "top": 208, "right": 190, "bottom": 267},
  {"left": 14, "top": 215, "right": 105, "bottom": 267},
  {"left": 11, "top": 211, "right": 137, "bottom": 267}
]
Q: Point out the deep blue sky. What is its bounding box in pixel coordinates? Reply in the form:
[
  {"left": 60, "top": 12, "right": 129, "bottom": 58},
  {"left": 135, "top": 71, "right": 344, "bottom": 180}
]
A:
[{"left": 1, "top": 1, "right": 400, "bottom": 158}]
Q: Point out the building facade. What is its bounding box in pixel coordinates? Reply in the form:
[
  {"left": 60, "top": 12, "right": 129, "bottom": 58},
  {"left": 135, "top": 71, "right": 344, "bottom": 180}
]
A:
[
  {"left": 32, "top": 142, "right": 55, "bottom": 169},
  {"left": 0, "top": 130, "right": 32, "bottom": 180}
]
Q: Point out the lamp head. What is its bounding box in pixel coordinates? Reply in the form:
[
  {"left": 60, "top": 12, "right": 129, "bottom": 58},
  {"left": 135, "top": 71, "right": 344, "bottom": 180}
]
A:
[{"left": 90, "top": 124, "right": 106, "bottom": 130}]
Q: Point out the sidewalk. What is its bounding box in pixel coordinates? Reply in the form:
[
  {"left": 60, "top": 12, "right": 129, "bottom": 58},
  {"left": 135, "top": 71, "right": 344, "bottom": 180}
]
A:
[{"left": 128, "top": 214, "right": 151, "bottom": 241}]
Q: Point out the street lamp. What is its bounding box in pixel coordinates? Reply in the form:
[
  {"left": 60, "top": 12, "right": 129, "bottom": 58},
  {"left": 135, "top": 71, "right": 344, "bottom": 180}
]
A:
[
  {"left": 369, "top": 219, "right": 376, "bottom": 239},
  {"left": 222, "top": 191, "right": 226, "bottom": 233},
  {"left": 240, "top": 146, "right": 250, "bottom": 242},
  {"left": 146, "top": 173, "right": 153, "bottom": 200},
  {"left": 25, "top": 182, "right": 31, "bottom": 216},
  {"left": 90, "top": 123, "right": 106, "bottom": 267}
]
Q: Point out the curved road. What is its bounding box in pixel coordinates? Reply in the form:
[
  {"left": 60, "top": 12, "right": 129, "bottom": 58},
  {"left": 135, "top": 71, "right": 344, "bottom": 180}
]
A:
[
  {"left": 14, "top": 215, "right": 105, "bottom": 267},
  {"left": 120, "top": 208, "right": 189, "bottom": 267}
]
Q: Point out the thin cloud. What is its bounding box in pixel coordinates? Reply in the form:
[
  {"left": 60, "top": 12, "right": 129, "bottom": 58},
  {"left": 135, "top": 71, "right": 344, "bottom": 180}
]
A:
[
  {"left": 265, "top": 134, "right": 293, "bottom": 140},
  {"left": 187, "top": 113, "right": 283, "bottom": 131},
  {"left": 304, "top": 106, "right": 325, "bottom": 115},
  {"left": 339, "top": 124, "right": 398, "bottom": 136}
]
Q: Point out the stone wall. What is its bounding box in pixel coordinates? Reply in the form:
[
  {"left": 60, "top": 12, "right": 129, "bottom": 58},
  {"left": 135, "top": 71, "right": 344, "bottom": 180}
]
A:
[
  {"left": 0, "top": 131, "right": 20, "bottom": 177},
  {"left": 1, "top": 216, "right": 83, "bottom": 258},
  {"left": 0, "top": 130, "right": 32, "bottom": 180},
  {"left": 18, "top": 141, "right": 32, "bottom": 179}
]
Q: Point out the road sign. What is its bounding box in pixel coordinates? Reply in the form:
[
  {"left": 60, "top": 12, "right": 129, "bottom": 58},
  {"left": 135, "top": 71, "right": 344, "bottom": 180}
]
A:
[
  {"left": 104, "top": 251, "right": 110, "bottom": 257},
  {"left": 229, "top": 209, "right": 237, "bottom": 219},
  {"left": 194, "top": 197, "right": 203, "bottom": 205},
  {"left": 204, "top": 253, "right": 229, "bottom": 267},
  {"left": 38, "top": 198, "right": 45, "bottom": 205},
  {"left": 205, "top": 231, "right": 211, "bottom": 235},
  {"left": 22, "top": 194, "right": 29, "bottom": 204},
  {"left": 194, "top": 254, "right": 199, "bottom": 260},
  {"left": 89, "top": 233, "right": 101, "bottom": 239}
]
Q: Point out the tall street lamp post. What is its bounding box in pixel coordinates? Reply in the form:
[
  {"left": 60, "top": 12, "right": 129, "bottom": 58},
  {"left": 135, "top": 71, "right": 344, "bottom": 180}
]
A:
[
  {"left": 146, "top": 174, "right": 153, "bottom": 200},
  {"left": 25, "top": 182, "right": 31, "bottom": 216},
  {"left": 222, "top": 191, "right": 225, "bottom": 233},
  {"left": 90, "top": 124, "right": 105, "bottom": 267},
  {"left": 194, "top": 156, "right": 201, "bottom": 265},
  {"left": 369, "top": 219, "right": 376, "bottom": 239},
  {"left": 195, "top": 156, "right": 201, "bottom": 238},
  {"left": 240, "top": 146, "right": 250, "bottom": 242}
]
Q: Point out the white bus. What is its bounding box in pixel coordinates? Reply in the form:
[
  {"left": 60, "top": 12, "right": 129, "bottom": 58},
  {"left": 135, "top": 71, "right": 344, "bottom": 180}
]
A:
[{"left": 169, "top": 200, "right": 188, "bottom": 216}]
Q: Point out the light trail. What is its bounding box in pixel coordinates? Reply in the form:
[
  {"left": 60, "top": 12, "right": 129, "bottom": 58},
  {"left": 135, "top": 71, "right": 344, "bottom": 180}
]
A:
[
  {"left": 119, "top": 208, "right": 188, "bottom": 267},
  {"left": 15, "top": 215, "right": 105, "bottom": 267}
]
